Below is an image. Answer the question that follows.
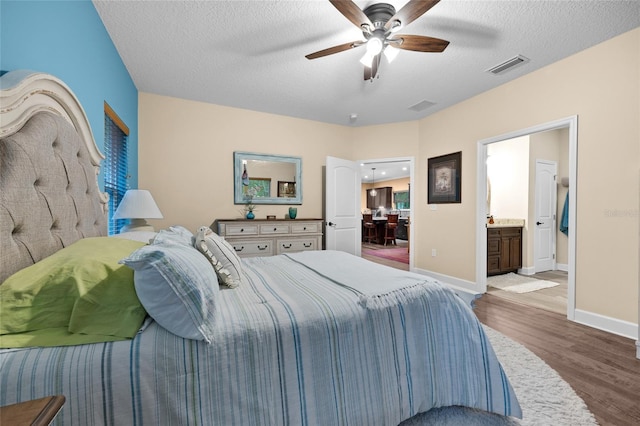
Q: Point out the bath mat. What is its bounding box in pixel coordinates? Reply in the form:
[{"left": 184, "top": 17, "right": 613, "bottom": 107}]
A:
[{"left": 488, "top": 272, "right": 559, "bottom": 294}]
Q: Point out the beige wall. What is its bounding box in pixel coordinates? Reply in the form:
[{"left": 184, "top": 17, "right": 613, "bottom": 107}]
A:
[
  {"left": 415, "top": 28, "right": 639, "bottom": 323},
  {"left": 139, "top": 28, "right": 639, "bottom": 326},
  {"left": 138, "top": 94, "right": 353, "bottom": 232}
]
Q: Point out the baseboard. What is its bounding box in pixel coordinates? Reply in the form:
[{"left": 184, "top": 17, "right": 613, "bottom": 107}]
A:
[
  {"left": 413, "top": 268, "right": 481, "bottom": 307},
  {"left": 574, "top": 309, "right": 638, "bottom": 341},
  {"left": 517, "top": 266, "right": 535, "bottom": 276},
  {"left": 636, "top": 340, "right": 640, "bottom": 360},
  {"left": 518, "top": 264, "right": 568, "bottom": 275}
]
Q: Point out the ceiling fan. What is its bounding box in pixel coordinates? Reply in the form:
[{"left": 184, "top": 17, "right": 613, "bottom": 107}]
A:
[{"left": 306, "top": 0, "right": 449, "bottom": 81}]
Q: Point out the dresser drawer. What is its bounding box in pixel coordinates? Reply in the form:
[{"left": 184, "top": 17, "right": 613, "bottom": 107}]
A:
[
  {"left": 291, "top": 222, "right": 321, "bottom": 234},
  {"left": 276, "top": 238, "right": 319, "bottom": 254},
  {"left": 228, "top": 239, "right": 273, "bottom": 257},
  {"left": 225, "top": 224, "right": 259, "bottom": 236},
  {"left": 260, "top": 224, "right": 290, "bottom": 235}
]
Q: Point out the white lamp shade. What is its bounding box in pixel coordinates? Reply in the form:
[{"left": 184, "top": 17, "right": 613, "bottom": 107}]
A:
[{"left": 113, "top": 189, "right": 163, "bottom": 220}]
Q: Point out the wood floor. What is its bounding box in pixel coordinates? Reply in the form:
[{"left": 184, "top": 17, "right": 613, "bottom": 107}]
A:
[
  {"left": 475, "top": 295, "right": 640, "bottom": 426},
  {"left": 487, "top": 270, "right": 568, "bottom": 315},
  {"left": 363, "top": 256, "right": 640, "bottom": 426}
]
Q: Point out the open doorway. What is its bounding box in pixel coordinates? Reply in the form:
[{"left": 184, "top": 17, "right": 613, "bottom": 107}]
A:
[
  {"left": 484, "top": 131, "right": 569, "bottom": 315},
  {"left": 476, "top": 116, "right": 577, "bottom": 320},
  {"left": 359, "top": 157, "right": 414, "bottom": 270}
]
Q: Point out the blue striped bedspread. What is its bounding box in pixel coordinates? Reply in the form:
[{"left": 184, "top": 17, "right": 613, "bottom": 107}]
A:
[{"left": 0, "top": 251, "right": 521, "bottom": 425}]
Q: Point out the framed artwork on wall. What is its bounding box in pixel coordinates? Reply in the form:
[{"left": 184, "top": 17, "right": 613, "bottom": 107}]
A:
[
  {"left": 277, "top": 181, "right": 296, "bottom": 198},
  {"left": 242, "top": 178, "right": 271, "bottom": 198},
  {"left": 428, "top": 151, "right": 461, "bottom": 204}
]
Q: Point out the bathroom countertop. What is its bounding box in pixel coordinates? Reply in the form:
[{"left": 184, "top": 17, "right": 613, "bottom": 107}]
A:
[{"left": 486, "top": 218, "right": 525, "bottom": 228}]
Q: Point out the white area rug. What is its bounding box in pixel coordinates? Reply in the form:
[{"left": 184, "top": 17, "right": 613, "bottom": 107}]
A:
[
  {"left": 488, "top": 272, "right": 559, "bottom": 294},
  {"left": 400, "top": 326, "right": 597, "bottom": 425}
]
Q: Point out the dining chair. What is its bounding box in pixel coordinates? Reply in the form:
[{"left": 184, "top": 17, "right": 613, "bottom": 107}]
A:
[
  {"left": 363, "top": 213, "right": 377, "bottom": 243},
  {"left": 384, "top": 214, "right": 399, "bottom": 246}
]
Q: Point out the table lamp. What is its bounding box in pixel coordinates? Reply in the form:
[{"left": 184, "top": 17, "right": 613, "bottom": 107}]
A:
[{"left": 113, "top": 189, "right": 163, "bottom": 232}]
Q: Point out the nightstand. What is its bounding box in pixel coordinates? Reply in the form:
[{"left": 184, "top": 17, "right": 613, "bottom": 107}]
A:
[{"left": 0, "top": 395, "right": 65, "bottom": 426}]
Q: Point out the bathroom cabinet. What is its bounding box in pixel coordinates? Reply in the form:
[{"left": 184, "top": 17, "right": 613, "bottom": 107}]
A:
[{"left": 487, "top": 226, "right": 522, "bottom": 276}]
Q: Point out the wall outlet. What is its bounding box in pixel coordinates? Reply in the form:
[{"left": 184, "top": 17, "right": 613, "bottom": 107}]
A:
[{"left": 431, "top": 249, "right": 437, "bottom": 257}]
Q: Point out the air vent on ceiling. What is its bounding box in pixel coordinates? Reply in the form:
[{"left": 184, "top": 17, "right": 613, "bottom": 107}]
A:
[
  {"left": 486, "top": 55, "right": 530, "bottom": 75},
  {"left": 408, "top": 100, "right": 436, "bottom": 112}
]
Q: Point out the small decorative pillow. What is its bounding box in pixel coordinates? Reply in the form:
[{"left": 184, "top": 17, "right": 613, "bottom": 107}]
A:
[
  {"left": 195, "top": 226, "right": 242, "bottom": 288},
  {"left": 151, "top": 225, "right": 195, "bottom": 246},
  {"left": 120, "top": 243, "right": 219, "bottom": 343}
]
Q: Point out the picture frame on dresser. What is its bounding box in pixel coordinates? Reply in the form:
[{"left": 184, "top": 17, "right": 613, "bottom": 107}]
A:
[{"left": 428, "top": 151, "right": 461, "bottom": 204}]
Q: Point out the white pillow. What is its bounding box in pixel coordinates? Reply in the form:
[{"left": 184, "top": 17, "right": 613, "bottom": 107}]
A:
[
  {"left": 152, "top": 225, "right": 194, "bottom": 246},
  {"left": 195, "top": 226, "right": 242, "bottom": 288},
  {"left": 120, "top": 243, "right": 219, "bottom": 342},
  {"left": 111, "top": 231, "right": 157, "bottom": 243}
]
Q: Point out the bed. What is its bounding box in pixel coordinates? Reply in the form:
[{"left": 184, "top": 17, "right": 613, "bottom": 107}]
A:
[{"left": 0, "top": 70, "right": 521, "bottom": 425}]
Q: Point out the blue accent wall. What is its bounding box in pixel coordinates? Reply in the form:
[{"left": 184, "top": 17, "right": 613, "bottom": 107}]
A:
[{"left": 1, "top": 0, "right": 139, "bottom": 189}]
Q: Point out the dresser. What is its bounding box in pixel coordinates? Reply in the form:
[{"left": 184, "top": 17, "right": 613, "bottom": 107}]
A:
[{"left": 213, "top": 219, "right": 324, "bottom": 258}]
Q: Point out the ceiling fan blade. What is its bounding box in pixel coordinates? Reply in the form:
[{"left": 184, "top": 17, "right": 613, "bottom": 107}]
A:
[
  {"left": 305, "top": 41, "right": 363, "bottom": 60},
  {"left": 384, "top": 0, "right": 441, "bottom": 31},
  {"left": 364, "top": 53, "right": 381, "bottom": 80},
  {"left": 393, "top": 34, "right": 449, "bottom": 52},
  {"left": 329, "top": 0, "right": 373, "bottom": 30}
]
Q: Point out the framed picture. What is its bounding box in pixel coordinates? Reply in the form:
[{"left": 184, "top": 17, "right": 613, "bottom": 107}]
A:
[
  {"left": 242, "top": 177, "right": 271, "bottom": 198},
  {"left": 428, "top": 151, "right": 461, "bottom": 204},
  {"left": 277, "top": 181, "right": 297, "bottom": 198}
]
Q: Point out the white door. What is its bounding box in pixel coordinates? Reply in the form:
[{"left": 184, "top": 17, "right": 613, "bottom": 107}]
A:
[
  {"left": 534, "top": 160, "right": 557, "bottom": 272},
  {"left": 325, "top": 156, "right": 361, "bottom": 255}
]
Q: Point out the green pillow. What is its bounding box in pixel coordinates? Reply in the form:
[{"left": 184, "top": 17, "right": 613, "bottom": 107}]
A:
[{"left": 1, "top": 237, "right": 146, "bottom": 344}]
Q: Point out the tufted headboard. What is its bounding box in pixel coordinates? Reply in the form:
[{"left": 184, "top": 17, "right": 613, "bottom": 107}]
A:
[{"left": 0, "top": 71, "right": 108, "bottom": 282}]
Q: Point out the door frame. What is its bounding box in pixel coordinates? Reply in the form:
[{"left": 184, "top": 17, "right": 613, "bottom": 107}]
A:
[
  {"left": 475, "top": 116, "right": 577, "bottom": 320},
  {"left": 358, "top": 156, "right": 415, "bottom": 270}
]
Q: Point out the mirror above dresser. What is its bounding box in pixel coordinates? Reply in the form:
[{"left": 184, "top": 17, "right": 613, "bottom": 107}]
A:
[{"left": 234, "top": 151, "right": 302, "bottom": 205}]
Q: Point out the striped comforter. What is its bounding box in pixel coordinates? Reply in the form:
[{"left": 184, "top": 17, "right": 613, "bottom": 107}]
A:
[{"left": 0, "top": 251, "right": 521, "bottom": 425}]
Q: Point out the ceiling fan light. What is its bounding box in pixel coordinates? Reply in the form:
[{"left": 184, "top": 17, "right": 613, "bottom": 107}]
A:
[
  {"left": 384, "top": 45, "right": 399, "bottom": 63},
  {"left": 366, "top": 37, "right": 383, "bottom": 55},
  {"left": 360, "top": 51, "right": 375, "bottom": 67}
]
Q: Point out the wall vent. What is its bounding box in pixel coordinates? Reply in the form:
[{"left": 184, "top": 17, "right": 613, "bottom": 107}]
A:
[
  {"left": 486, "top": 55, "right": 530, "bottom": 75},
  {"left": 408, "top": 100, "right": 436, "bottom": 112}
]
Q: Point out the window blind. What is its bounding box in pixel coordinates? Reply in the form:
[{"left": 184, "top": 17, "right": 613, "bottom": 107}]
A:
[{"left": 104, "top": 102, "right": 129, "bottom": 235}]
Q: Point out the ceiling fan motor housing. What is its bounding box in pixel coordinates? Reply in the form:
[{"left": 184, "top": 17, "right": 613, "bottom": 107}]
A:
[{"left": 363, "top": 3, "right": 396, "bottom": 30}]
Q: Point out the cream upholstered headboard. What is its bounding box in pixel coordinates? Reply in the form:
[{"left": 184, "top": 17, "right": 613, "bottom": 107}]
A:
[{"left": 0, "top": 70, "right": 108, "bottom": 282}]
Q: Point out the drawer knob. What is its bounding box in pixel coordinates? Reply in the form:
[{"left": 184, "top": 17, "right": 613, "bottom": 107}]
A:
[
  {"left": 303, "top": 243, "right": 311, "bottom": 248},
  {"left": 303, "top": 227, "right": 307, "bottom": 230},
  {"left": 274, "top": 227, "right": 277, "bottom": 231},
  {"left": 258, "top": 245, "right": 267, "bottom": 250},
  {"left": 282, "top": 243, "right": 292, "bottom": 249},
  {"left": 234, "top": 246, "right": 244, "bottom": 252},
  {"left": 240, "top": 228, "right": 244, "bottom": 232}
]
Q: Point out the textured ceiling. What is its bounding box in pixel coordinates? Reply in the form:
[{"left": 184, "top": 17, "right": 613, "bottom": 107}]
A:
[{"left": 93, "top": 0, "right": 640, "bottom": 127}]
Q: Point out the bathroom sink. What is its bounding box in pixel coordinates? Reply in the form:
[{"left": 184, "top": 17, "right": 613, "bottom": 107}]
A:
[{"left": 486, "top": 218, "right": 525, "bottom": 228}]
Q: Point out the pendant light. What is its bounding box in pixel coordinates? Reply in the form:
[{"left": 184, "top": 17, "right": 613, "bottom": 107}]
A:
[{"left": 370, "top": 168, "right": 377, "bottom": 197}]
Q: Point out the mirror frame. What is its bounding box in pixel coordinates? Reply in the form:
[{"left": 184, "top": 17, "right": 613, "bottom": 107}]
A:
[{"left": 234, "top": 151, "right": 303, "bottom": 205}]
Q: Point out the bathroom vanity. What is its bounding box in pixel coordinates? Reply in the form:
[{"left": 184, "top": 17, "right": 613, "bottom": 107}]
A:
[{"left": 487, "top": 221, "right": 524, "bottom": 276}]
